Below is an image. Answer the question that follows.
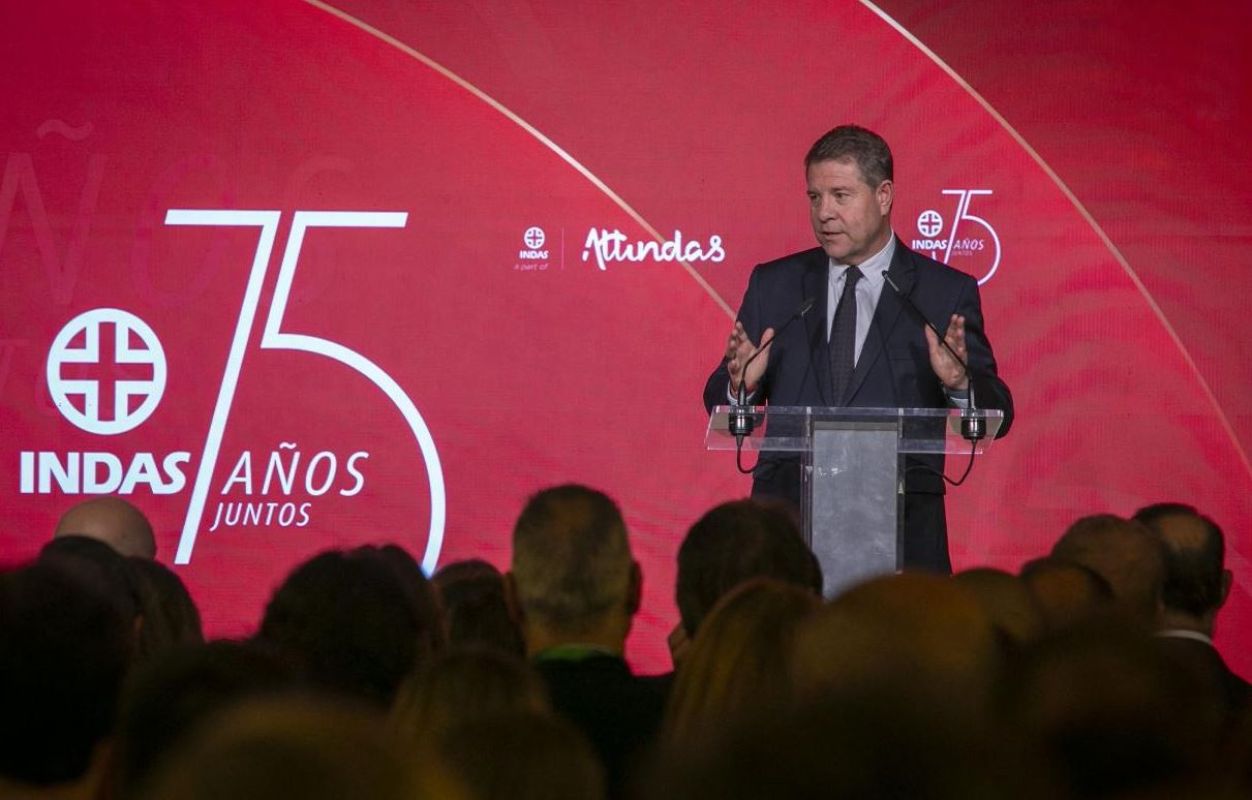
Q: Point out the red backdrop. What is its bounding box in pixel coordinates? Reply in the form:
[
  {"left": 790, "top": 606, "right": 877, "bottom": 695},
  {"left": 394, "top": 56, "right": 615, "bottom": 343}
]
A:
[{"left": 2, "top": 0, "right": 1249, "bottom": 674}]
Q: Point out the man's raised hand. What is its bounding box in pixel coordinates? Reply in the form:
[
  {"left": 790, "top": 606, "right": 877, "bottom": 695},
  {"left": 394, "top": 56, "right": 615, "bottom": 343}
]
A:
[
  {"left": 924, "top": 313, "right": 970, "bottom": 391},
  {"left": 725, "top": 321, "right": 775, "bottom": 397}
]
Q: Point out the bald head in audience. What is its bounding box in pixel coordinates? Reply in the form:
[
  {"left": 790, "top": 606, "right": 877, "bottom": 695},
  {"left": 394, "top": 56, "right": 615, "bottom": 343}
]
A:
[
  {"left": 54, "top": 497, "right": 156, "bottom": 559},
  {"left": 1050, "top": 514, "right": 1165, "bottom": 629}
]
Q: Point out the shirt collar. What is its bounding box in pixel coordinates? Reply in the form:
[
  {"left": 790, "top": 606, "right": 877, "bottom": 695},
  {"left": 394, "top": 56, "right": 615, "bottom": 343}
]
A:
[
  {"left": 1156, "top": 629, "right": 1214, "bottom": 646},
  {"left": 828, "top": 233, "right": 895, "bottom": 290}
]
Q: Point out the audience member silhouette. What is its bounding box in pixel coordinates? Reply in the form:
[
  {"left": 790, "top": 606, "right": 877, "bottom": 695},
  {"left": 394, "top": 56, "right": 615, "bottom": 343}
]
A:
[
  {"left": 39, "top": 535, "right": 142, "bottom": 626},
  {"left": 663, "top": 578, "right": 818, "bottom": 746},
  {"left": 134, "top": 698, "right": 440, "bottom": 800},
  {"left": 953, "top": 567, "right": 1044, "bottom": 651},
  {"left": 506, "top": 484, "right": 665, "bottom": 799},
  {"left": 0, "top": 562, "right": 131, "bottom": 797},
  {"left": 256, "top": 544, "right": 444, "bottom": 708},
  {"left": 1019, "top": 556, "right": 1115, "bottom": 633},
  {"left": 109, "top": 640, "right": 296, "bottom": 798},
  {"left": 434, "top": 559, "right": 526, "bottom": 657},
  {"left": 791, "top": 572, "right": 1001, "bottom": 722},
  {"left": 435, "top": 711, "right": 605, "bottom": 800},
  {"left": 391, "top": 646, "right": 549, "bottom": 751},
  {"left": 1004, "top": 623, "right": 1224, "bottom": 798},
  {"left": 1050, "top": 513, "right": 1166, "bottom": 629},
  {"left": 650, "top": 685, "right": 1040, "bottom": 800},
  {"left": 126, "top": 556, "right": 203, "bottom": 662},
  {"left": 1134, "top": 502, "right": 1250, "bottom": 727},
  {"left": 674, "top": 499, "right": 821, "bottom": 644}
]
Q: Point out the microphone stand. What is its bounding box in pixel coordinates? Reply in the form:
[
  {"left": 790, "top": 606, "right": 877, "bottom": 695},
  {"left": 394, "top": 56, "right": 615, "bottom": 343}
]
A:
[
  {"left": 727, "top": 298, "right": 815, "bottom": 472},
  {"left": 881, "top": 271, "right": 986, "bottom": 442}
]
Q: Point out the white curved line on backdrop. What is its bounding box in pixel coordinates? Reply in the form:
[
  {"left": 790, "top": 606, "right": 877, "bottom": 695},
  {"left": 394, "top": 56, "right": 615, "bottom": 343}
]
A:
[{"left": 302, "top": 0, "right": 734, "bottom": 318}]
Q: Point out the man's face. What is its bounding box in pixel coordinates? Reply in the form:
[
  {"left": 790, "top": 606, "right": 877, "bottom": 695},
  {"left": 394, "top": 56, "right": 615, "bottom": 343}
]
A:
[{"left": 807, "top": 158, "right": 893, "bottom": 266}]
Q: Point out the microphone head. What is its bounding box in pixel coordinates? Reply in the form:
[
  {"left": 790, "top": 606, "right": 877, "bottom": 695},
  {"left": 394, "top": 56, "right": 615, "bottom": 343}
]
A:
[{"left": 798, "top": 297, "right": 816, "bottom": 317}]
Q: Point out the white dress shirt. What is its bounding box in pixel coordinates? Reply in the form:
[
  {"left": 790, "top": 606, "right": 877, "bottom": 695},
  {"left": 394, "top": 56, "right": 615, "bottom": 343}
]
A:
[{"left": 826, "top": 235, "right": 894, "bottom": 364}]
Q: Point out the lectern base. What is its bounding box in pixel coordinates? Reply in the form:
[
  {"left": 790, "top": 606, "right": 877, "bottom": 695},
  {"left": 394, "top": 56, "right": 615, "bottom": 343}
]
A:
[{"left": 804, "top": 419, "right": 902, "bottom": 599}]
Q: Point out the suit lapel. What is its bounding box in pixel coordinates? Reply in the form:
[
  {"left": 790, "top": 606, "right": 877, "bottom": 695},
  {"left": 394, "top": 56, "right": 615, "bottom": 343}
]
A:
[
  {"left": 843, "top": 239, "right": 915, "bottom": 405},
  {"left": 801, "top": 252, "right": 833, "bottom": 406}
]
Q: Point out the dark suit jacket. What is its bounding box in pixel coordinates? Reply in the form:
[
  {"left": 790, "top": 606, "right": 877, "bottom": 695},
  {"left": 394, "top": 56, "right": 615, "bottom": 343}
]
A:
[
  {"left": 703, "top": 240, "right": 1013, "bottom": 566},
  {"left": 535, "top": 653, "right": 669, "bottom": 799},
  {"left": 1156, "top": 634, "right": 1251, "bottom": 729}
]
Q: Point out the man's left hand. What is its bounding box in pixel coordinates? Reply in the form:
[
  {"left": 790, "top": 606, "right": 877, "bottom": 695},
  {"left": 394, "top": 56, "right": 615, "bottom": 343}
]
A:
[{"left": 925, "top": 313, "right": 970, "bottom": 391}]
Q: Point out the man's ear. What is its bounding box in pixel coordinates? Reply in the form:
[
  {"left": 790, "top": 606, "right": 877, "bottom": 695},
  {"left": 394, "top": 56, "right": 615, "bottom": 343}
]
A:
[
  {"left": 626, "top": 561, "right": 643, "bottom": 616},
  {"left": 877, "top": 179, "right": 894, "bottom": 215},
  {"left": 503, "top": 571, "right": 524, "bottom": 625},
  {"left": 1219, "top": 569, "right": 1233, "bottom": 607}
]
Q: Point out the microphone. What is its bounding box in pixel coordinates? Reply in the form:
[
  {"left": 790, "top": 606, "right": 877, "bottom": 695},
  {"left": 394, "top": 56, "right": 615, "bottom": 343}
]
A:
[
  {"left": 881, "top": 271, "right": 986, "bottom": 441},
  {"left": 728, "top": 297, "right": 815, "bottom": 440}
]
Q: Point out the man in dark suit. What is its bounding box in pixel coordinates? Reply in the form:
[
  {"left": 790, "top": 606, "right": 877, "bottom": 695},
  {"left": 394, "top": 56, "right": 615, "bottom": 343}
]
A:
[
  {"left": 704, "top": 125, "right": 1013, "bottom": 573},
  {"left": 505, "top": 484, "right": 666, "bottom": 799},
  {"left": 1133, "top": 502, "right": 1250, "bottom": 727}
]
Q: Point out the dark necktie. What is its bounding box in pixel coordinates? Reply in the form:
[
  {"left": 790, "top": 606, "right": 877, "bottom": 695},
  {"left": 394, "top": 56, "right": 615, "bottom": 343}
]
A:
[{"left": 829, "top": 265, "right": 862, "bottom": 403}]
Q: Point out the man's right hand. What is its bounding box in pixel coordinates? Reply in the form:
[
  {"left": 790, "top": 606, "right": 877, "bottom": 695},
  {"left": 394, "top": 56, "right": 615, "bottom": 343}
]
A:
[{"left": 725, "top": 321, "right": 775, "bottom": 398}]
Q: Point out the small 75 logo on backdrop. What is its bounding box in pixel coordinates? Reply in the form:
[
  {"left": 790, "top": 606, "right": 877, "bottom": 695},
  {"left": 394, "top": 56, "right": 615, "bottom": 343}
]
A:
[{"left": 912, "top": 189, "right": 1001, "bottom": 285}]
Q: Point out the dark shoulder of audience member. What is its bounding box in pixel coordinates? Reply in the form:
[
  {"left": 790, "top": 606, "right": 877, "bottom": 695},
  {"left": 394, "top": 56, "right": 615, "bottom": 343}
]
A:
[
  {"left": 126, "top": 556, "right": 204, "bottom": 662},
  {"left": 0, "top": 561, "right": 131, "bottom": 790},
  {"left": 255, "top": 544, "right": 444, "bottom": 708},
  {"left": 1002, "top": 621, "right": 1225, "bottom": 798},
  {"left": 434, "top": 559, "right": 525, "bottom": 657},
  {"left": 111, "top": 640, "right": 297, "bottom": 798},
  {"left": 676, "top": 499, "right": 821, "bottom": 639}
]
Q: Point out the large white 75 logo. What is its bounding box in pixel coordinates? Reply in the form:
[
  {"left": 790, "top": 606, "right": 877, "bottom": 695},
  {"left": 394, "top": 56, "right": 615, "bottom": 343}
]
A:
[{"left": 164, "top": 210, "right": 445, "bottom": 570}]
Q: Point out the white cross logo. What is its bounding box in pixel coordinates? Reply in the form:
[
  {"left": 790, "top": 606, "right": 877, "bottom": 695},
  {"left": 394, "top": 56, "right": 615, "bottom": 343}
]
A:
[
  {"left": 46, "top": 308, "right": 167, "bottom": 435},
  {"left": 523, "top": 226, "right": 546, "bottom": 249},
  {"left": 917, "top": 209, "right": 943, "bottom": 238}
]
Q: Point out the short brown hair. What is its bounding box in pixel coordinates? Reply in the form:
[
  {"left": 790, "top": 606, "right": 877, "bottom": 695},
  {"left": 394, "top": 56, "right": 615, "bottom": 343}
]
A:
[
  {"left": 804, "top": 125, "right": 893, "bottom": 188},
  {"left": 511, "top": 485, "right": 631, "bottom": 632}
]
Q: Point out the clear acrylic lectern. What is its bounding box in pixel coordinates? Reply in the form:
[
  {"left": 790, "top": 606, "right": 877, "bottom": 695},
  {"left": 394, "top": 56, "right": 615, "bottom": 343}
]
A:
[{"left": 706, "top": 406, "right": 1004, "bottom": 597}]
